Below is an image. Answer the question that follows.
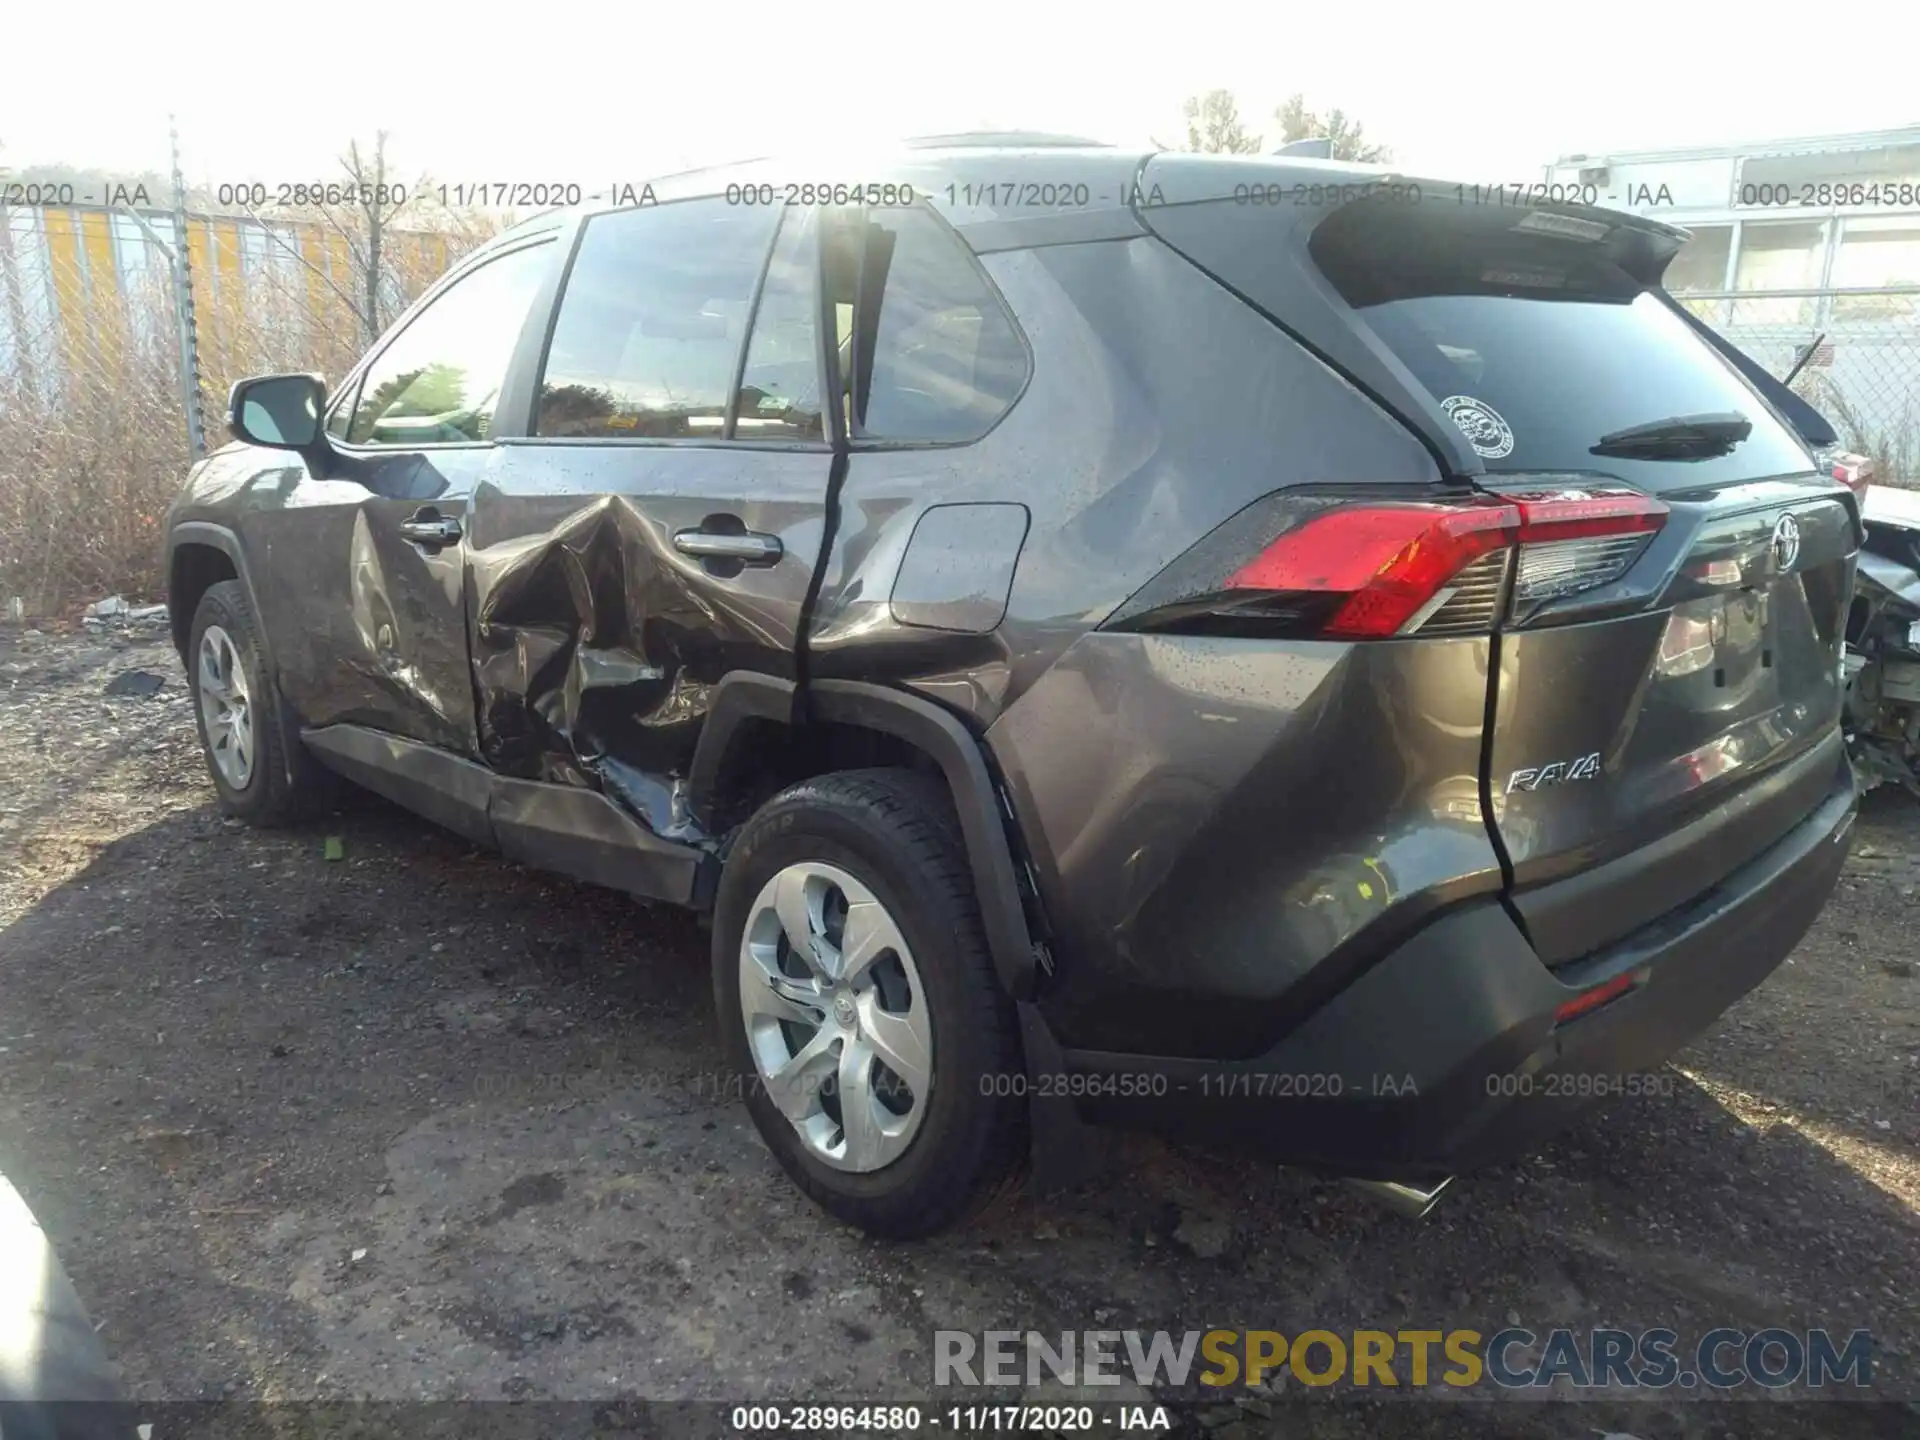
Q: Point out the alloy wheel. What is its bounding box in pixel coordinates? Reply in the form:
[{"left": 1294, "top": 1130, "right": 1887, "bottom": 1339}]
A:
[
  {"left": 196, "top": 624, "right": 255, "bottom": 789},
  {"left": 738, "top": 861, "right": 933, "bottom": 1172}
]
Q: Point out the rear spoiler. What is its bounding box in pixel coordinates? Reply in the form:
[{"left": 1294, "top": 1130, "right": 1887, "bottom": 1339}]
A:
[{"left": 1659, "top": 296, "right": 1838, "bottom": 451}]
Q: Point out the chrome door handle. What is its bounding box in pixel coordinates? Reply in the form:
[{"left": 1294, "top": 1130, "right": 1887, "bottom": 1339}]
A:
[
  {"left": 399, "top": 514, "right": 462, "bottom": 545},
  {"left": 672, "top": 528, "right": 783, "bottom": 565}
]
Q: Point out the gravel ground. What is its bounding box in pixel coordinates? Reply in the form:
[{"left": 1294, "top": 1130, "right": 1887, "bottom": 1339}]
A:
[{"left": 0, "top": 621, "right": 1915, "bottom": 1438}]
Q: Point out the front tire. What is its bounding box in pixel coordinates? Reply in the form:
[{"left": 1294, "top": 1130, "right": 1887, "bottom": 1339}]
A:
[
  {"left": 713, "top": 768, "right": 1026, "bottom": 1238},
  {"left": 187, "top": 580, "right": 330, "bottom": 826}
]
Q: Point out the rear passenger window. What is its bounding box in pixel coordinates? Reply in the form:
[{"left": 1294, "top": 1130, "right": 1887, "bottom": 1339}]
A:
[
  {"left": 841, "top": 208, "right": 1027, "bottom": 443},
  {"left": 536, "top": 201, "right": 778, "bottom": 439},
  {"left": 732, "top": 211, "right": 824, "bottom": 441}
]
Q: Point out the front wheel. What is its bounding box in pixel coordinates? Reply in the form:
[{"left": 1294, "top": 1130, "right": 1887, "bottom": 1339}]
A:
[
  {"left": 187, "top": 580, "right": 331, "bottom": 825},
  {"left": 712, "top": 768, "right": 1026, "bottom": 1238}
]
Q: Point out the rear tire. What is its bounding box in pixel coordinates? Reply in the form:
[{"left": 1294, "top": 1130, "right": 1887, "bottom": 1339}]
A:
[
  {"left": 187, "top": 580, "right": 331, "bottom": 826},
  {"left": 713, "top": 768, "right": 1027, "bottom": 1238}
]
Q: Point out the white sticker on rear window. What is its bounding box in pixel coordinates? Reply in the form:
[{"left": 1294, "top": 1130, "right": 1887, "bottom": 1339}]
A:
[{"left": 1441, "top": 395, "right": 1514, "bottom": 459}]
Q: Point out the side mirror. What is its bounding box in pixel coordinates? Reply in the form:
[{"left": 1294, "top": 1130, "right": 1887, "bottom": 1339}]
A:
[{"left": 228, "top": 373, "right": 326, "bottom": 451}]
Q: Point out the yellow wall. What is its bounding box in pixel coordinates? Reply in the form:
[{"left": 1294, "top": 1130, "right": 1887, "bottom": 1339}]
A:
[{"left": 13, "top": 207, "right": 457, "bottom": 387}]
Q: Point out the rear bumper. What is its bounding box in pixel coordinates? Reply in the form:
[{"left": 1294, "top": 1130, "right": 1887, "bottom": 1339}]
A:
[{"left": 1048, "top": 771, "right": 1856, "bottom": 1178}]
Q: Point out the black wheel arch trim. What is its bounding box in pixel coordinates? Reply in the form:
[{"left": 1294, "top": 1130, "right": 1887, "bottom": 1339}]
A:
[
  {"left": 691, "top": 672, "right": 1046, "bottom": 1000},
  {"left": 166, "top": 521, "right": 264, "bottom": 661},
  {"left": 170, "top": 522, "right": 315, "bottom": 797},
  {"left": 687, "top": 672, "right": 805, "bottom": 814}
]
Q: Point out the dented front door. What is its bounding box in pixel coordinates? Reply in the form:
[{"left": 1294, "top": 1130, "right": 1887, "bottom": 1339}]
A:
[
  {"left": 249, "top": 448, "right": 492, "bottom": 757},
  {"left": 251, "top": 236, "right": 562, "bottom": 757}
]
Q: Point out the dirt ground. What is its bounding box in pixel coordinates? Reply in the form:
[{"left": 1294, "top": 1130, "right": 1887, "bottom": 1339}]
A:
[{"left": 1, "top": 621, "right": 1915, "bottom": 1439}]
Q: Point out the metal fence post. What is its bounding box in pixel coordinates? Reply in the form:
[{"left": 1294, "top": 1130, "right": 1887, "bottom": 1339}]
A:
[
  {"left": 0, "top": 211, "right": 39, "bottom": 410},
  {"left": 168, "top": 115, "right": 207, "bottom": 460}
]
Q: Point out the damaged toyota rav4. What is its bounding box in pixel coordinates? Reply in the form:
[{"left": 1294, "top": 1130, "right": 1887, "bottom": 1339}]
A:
[{"left": 166, "top": 138, "right": 1862, "bottom": 1238}]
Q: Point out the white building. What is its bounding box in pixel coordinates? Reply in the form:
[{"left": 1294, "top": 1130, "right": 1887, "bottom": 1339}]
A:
[{"left": 1544, "top": 127, "right": 1920, "bottom": 477}]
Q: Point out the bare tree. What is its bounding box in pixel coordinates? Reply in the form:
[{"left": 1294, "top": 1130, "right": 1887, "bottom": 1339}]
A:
[
  {"left": 1274, "top": 94, "right": 1393, "bottom": 163},
  {"left": 226, "top": 135, "right": 504, "bottom": 382},
  {"left": 255, "top": 132, "right": 501, "bottom": 345},
  {"left": 0, "top": 133, "right": 505, "bottom": 613},
  {"left": 321, "top": 133, "right": 408, "bottom": 344},
  {"left": 1176, "top": 90, "right": 1263, "bottom": 154}
]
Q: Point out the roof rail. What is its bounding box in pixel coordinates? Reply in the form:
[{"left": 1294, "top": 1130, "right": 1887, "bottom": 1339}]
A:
[{"left": 902, "top": 131, "right": 1111, "bottom": 150}]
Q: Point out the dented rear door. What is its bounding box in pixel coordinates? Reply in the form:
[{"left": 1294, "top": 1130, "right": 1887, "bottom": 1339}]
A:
[{"left": 470, "top": 200, "right": 832, "bottom": 836}]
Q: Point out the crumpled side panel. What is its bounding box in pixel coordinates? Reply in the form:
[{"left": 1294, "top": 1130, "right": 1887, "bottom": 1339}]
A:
[
  {"left": 470, "top": 494, "right": 708, "bottom": 829},
  {"left": 231, "top": 450, "right": 484, "bottom": 756},
  {"left": 464, "top": 447, "right": 826, "bottom": 842},
  {"left": 806, "top": 485, "right": 1019, "bottom": 728},
  {"left": 343, "top": 510, "right": 463, "bottom": 741}
]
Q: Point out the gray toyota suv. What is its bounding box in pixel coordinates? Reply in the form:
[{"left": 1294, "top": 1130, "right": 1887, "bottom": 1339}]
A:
[{"left": 165, "top": 136, "right": 1861, "bottom": 1237}]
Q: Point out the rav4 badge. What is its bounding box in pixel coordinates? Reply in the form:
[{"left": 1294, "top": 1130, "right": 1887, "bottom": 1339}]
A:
[{"left": 1507, "top": 752, "right": 1602, "bottom": 793}]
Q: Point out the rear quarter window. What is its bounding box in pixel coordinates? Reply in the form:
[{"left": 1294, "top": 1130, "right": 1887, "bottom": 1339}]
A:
[{"left": 832, "top": 207, "right": 1029, "bottom": 444}]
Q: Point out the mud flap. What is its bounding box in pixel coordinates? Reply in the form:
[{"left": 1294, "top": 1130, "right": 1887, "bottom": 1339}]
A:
[{"left": 1018, "top": 1001, "right": 1116, "bottom": 1195}]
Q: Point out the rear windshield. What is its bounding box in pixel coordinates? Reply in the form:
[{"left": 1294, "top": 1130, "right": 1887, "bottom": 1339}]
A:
[{"left": 1311, "top": 209, "right": 1814, "bottom": 488}]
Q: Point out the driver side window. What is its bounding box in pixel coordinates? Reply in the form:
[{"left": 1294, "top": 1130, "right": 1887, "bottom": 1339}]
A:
[{"left": 345, "top": 242, "right": 552, "bottom": 447}]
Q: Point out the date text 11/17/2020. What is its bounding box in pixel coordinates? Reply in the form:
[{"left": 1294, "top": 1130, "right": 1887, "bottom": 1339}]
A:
[
  {"left": 435, "top": 182, "right": 659, "bottom": 209},
  {"left": 200, "top": 181, "right": 661, "bottom": 210},
  {"left": 973, "top": 1071, "right": 1420, "bottom": 1100}
]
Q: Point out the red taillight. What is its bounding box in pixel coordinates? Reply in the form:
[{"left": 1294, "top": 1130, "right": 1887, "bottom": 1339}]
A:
[
  {"left": 1510, "top": 491, "right": 1668, "bottom": 543},
  {"left": 1831, "top": 452, "right": 1874, "bottom": 499},
  {"left": 1226, "top": 503, "right": 1513, "bottom": 638},
  {"left": 1553, "top": 969, "right": 1638, "bottom": 1025},
  {"left": 1222, "top": 490, "right": 1668, "bottom": 640}
]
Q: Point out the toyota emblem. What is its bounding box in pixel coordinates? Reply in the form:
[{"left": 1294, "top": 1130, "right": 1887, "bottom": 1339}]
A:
[{"left": 1770, "top": 512, "right": 1802, "bottom": 573}]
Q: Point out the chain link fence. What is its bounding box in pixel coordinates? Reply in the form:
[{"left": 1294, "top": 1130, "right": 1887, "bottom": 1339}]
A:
[
  {"left": 1674, "top": 287, "right": 1920, "bottom": 487},
  {"left": 3, "top": 163, "right": 1918, "bottom": 618},
  {"left": 0, "top": 207, "right": 193, "bottom": 617},
  {"left": 0, "top": 175, "right": 487, "bottom": 617}
]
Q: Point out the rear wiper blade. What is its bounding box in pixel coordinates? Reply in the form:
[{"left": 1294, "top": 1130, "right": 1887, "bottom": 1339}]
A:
[{"left": 1591, "top": 411, "right": 1752, "bottom": 459}]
